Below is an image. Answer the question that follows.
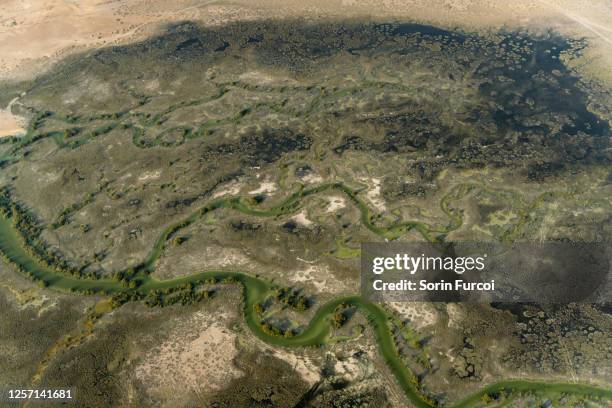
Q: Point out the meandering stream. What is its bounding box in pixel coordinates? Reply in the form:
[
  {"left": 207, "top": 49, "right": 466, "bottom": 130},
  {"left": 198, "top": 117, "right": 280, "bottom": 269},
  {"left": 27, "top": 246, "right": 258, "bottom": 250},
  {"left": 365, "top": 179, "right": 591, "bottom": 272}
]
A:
[{"left": 0, "top": 184, "right": 609, "bottom": 407}]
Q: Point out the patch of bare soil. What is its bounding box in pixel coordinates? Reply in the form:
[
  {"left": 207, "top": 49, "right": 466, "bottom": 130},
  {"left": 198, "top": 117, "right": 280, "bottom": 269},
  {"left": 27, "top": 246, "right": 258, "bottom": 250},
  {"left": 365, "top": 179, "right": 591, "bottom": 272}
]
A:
[
  {"left": 134, "top": 310, "right": 242, "bottom": 401},
  {"left": 0, "top": 96, "right": 26, "bottom": 137}
]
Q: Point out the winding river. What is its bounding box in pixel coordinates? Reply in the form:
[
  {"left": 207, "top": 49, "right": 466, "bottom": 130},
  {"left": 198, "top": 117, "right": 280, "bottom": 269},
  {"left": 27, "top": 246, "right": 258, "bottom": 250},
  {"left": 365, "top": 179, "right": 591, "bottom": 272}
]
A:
[{"left": 0, "top": 184, "right": 610, "bottom": 407}]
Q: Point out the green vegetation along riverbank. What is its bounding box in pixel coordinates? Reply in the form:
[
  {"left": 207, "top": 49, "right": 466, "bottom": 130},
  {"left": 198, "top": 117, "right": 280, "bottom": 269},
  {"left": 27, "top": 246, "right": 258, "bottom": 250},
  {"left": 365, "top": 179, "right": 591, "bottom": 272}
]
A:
[{"left": 0, "top": 206, "right": 610, "bottom": 406}]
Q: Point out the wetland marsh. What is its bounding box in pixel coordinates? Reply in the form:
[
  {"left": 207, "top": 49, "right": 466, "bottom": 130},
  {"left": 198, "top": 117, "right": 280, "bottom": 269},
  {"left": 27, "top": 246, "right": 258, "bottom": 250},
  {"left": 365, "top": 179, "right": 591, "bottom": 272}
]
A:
[{"left": 0, "top": 18, "right": 610, "bottom": 407}]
